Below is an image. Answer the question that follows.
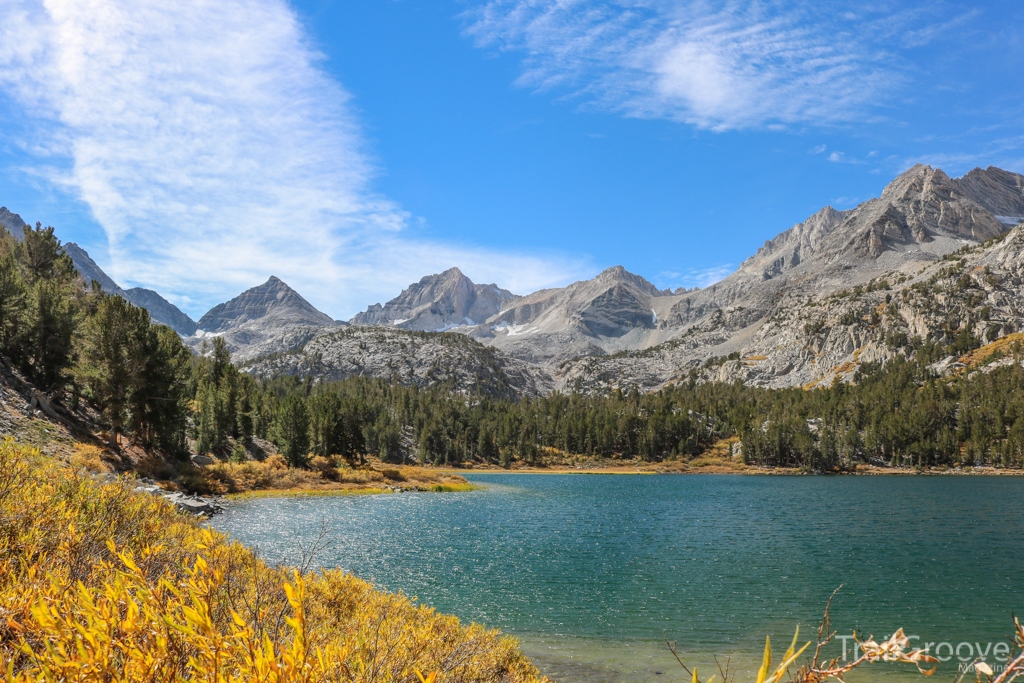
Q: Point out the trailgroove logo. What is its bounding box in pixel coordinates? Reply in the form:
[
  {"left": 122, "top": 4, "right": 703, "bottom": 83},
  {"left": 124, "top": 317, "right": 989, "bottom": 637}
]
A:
[{"left": 837, "top": 635, "right": 1013, "bottom": 665}]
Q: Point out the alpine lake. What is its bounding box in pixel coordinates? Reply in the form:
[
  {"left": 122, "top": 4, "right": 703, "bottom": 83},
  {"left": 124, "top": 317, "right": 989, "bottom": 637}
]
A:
[{"left": 211, "top": 473, "right": 1024, "bottom": 683}]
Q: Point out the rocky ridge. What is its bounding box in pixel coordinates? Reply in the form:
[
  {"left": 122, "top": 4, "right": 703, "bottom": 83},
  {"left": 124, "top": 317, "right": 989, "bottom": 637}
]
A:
[
  {"left": 241, "top": 326, "right": 551, "bottom": 398},
  {"left": 0, "top": 207, "right": 26, "bottom": 235},
  {"left": 1, "top": 210, "right": 198, "bottom": 336},
  {"left": 63, "top": 243, "right": 199, "bottom": 336},
  {"left": 6, "top": 164, "right": 1024, "bottom": 397},
  {"left": 123, "top": 288, "right": 198, "bottom": 337},
  {"left": 559, "top": 219, "right": 1024, "bottom": 392},
  {"left": 351, "top": 267, "right": 515, "bottom": 331},
  {"left": 62, "top": 243, "right": 125, "bottom": 295}
]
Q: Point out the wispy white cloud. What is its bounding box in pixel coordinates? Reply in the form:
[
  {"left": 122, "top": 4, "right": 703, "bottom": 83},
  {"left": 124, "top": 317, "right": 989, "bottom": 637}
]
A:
[
  {"left": 0, "top": 0, "right": 588, "bottom": 318},
  {"left": 463, "top": 0, "right": 918, "bottom": 130},
  {"left": 659, "top": 264, "right": 733, "bottom": 290},
  {"left": 826, "top": 150, "right": 867, "bottom": 165},
  {"left": 901, "top": 136, "right": 1024, "bottom": 178}
]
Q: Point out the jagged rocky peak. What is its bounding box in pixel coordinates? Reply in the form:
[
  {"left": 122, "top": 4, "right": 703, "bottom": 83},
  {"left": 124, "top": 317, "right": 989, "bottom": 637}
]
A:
[
  {"left": 350, "top": 266, "right": 516, "bottom": 331},
  {"left": 739, "top": 206, "right": 850, "bottom": 280},
  {"left": 863, "top": 164, "right": 1014, "bottom": 249},
  {"left": 124, "top": 288, "right": 198, "bottom": 337},
  {"left": 0, "top": 207, "right": 27, "bottom": 237},
  {"left": 63, "top": 243, "right": 124, "bottom": 295},
  {"left": 952, "top": 166, "right": 1024, "bottom": 220},
  {"left": 594, "top": 265, "right": 670, "bottom": 296},
  {"left": 722, "top": 165, "right": 1024, "bottom": 286},
  {"left": 197, "top": 276, "right": 335, "bottom": 333}
]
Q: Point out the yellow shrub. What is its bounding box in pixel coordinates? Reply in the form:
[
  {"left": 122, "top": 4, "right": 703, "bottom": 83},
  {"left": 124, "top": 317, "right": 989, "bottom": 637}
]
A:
[
  {"left": 0, "top": 438, "right": 547, "bottom": 683},
  {"left": 69, "top": 442, "right": 111, "bottom": 473},
  {"left": 396, "top": 466, "right": 443, "bottom": 483},
  {"left": 309, "top": 454, "right": 335, "bottom": 474},
  {"left": 380, "top": 467, "right": 407, "bottom": 482},
  {"left": 336, "top": 466, "right": 385, "bottom": 484}
]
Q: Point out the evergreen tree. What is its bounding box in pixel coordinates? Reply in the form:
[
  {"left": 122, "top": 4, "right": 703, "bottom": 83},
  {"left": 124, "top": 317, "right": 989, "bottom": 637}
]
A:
[
  {"left": 75, "top": 296, "right": 150, "bottom": 446},
  {"left": 9, "top": 225, "right": 80, "bottom": 389},
  {"left": 273, "top": 395, "right": 309, "bottom": 467},
  {"left": 0, "top": 242, "right": 26, "bottom": 355},
  {"left": 194, "top": 380, "right": 228, "bottom": 455}
]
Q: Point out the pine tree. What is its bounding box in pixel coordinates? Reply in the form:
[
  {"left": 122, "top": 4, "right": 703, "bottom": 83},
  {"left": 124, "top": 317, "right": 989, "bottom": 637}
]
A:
[
  {"left": 0, "top": 244, "right": 26, "bottom": 356},
  {"left": 273, "top": 395, "right": 309, "bottom": 467},
  {"left": 194, "top": 381, "right": 227, "bottom": 455},
  {"left": 75, "top": 296, "right": 150, "bottom": 446}
]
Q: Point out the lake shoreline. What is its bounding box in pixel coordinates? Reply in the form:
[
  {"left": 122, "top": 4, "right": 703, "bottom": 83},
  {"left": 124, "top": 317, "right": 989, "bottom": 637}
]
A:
[
  {"left": 437, "top": 463, "right": 1024, "bottom": 476},
  {"left": 204, "top": 460, "right": 1024, "bottom": 503},
  {"left": 225, "top": 481, "right": 481, "bottom": 500}
]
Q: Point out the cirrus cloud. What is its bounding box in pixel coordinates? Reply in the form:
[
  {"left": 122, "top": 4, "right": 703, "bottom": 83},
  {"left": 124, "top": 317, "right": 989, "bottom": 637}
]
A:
[
  {"left": 463, "top": 0, "right": 974, "bottom": 131},
  {"left": 0, "top": 0, "right": 591, "bottom": 318}
]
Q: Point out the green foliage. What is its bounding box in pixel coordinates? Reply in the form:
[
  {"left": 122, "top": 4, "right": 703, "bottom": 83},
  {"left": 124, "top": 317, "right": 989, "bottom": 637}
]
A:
[
  {"left": 6, "top": 219, "right": 1024, "bottom": 473},
  {"left": 274, "top": 394, "right": 310, "bottom": 467},
  {"left": 237, "top": 349, "right": 1024, "bottom": 470},
  {"left": 230, "top": 439, "right": 248, "bottom": 463},
  {"left": 75, "top": 294, "right": 192, "bottom": 454},
  {"left": 0, "top": 224, "right": 191, "bottom": 455},
  {"left": 0, "top": 224, "right": 80, "bottom": 389}
]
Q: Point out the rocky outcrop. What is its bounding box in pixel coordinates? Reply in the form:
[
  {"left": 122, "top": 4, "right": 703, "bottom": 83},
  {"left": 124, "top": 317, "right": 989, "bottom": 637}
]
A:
[
  {"left": 241, "top": 326, "right": 551, "bottom": 398},
  {"left": 133, "top": 480, "right": 224, "bottom": 516},
  {"left": 351, "top": 267, "right": 516, "bottom": 331},
  {"left": 0, "top": 207, "right": 27, "bottom": 237},
  {"left": 63, "top": 243, "right": 125, "bottom": 295}
]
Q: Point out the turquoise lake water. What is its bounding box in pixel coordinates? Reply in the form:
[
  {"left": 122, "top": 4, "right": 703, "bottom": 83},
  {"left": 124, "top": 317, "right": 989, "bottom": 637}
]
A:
[{"left": 211, "top": 474, "right": 1024, "bottom": 682}]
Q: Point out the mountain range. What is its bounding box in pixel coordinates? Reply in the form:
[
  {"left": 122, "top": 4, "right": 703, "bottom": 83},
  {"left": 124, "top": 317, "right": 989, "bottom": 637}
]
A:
[
  {"left": 3, "top": 163, "right": 1023, "bottom": 395},
  {"left": 1, "top": 209, "right": 199, "bottom": 336}
]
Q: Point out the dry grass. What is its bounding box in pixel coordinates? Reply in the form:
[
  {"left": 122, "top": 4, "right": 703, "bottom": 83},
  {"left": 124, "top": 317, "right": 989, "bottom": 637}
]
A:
[
  {"left": 959, "top": 331, "right": 1024, "bottom": 367},
  {"left": 685, "top": 456, "right": 748, "bottom": 471},
  {"left": 179, "top": 453, "right": 473, "bottom": 496},
  {"left": 424, "top": 483, "right": 481, "bottom": 492}
]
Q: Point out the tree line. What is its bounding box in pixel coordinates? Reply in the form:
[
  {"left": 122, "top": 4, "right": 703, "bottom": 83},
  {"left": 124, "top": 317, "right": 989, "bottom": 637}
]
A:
[
  {"left": 4, "top": 221, "right": 1024, "bottom": 470},
  {"left": 250, "top": 347, "right": 1024, "bottom": 470}
]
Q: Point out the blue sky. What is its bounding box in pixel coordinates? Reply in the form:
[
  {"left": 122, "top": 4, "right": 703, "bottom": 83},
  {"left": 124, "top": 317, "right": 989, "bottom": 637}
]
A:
[{"left": 0, "top": 0, "right": 1022, "bottom": 319}]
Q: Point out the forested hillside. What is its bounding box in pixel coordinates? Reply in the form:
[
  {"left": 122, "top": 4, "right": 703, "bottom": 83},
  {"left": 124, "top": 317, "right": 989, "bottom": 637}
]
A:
[
  {"left": 246, "top": 345, "right": 1024, "bottom": 471},
  {"left": 3, "top": 221, "right": 1024, "bottom": 476}
]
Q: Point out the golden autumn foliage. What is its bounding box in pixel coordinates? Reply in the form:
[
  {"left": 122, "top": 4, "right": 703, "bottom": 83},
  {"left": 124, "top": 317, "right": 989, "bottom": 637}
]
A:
[
  {"left": 181, "top": 454, "right": 474, "bottom": 496},
  {"left": 0, "top": 439, "right": 547, "bottom": 683}
]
